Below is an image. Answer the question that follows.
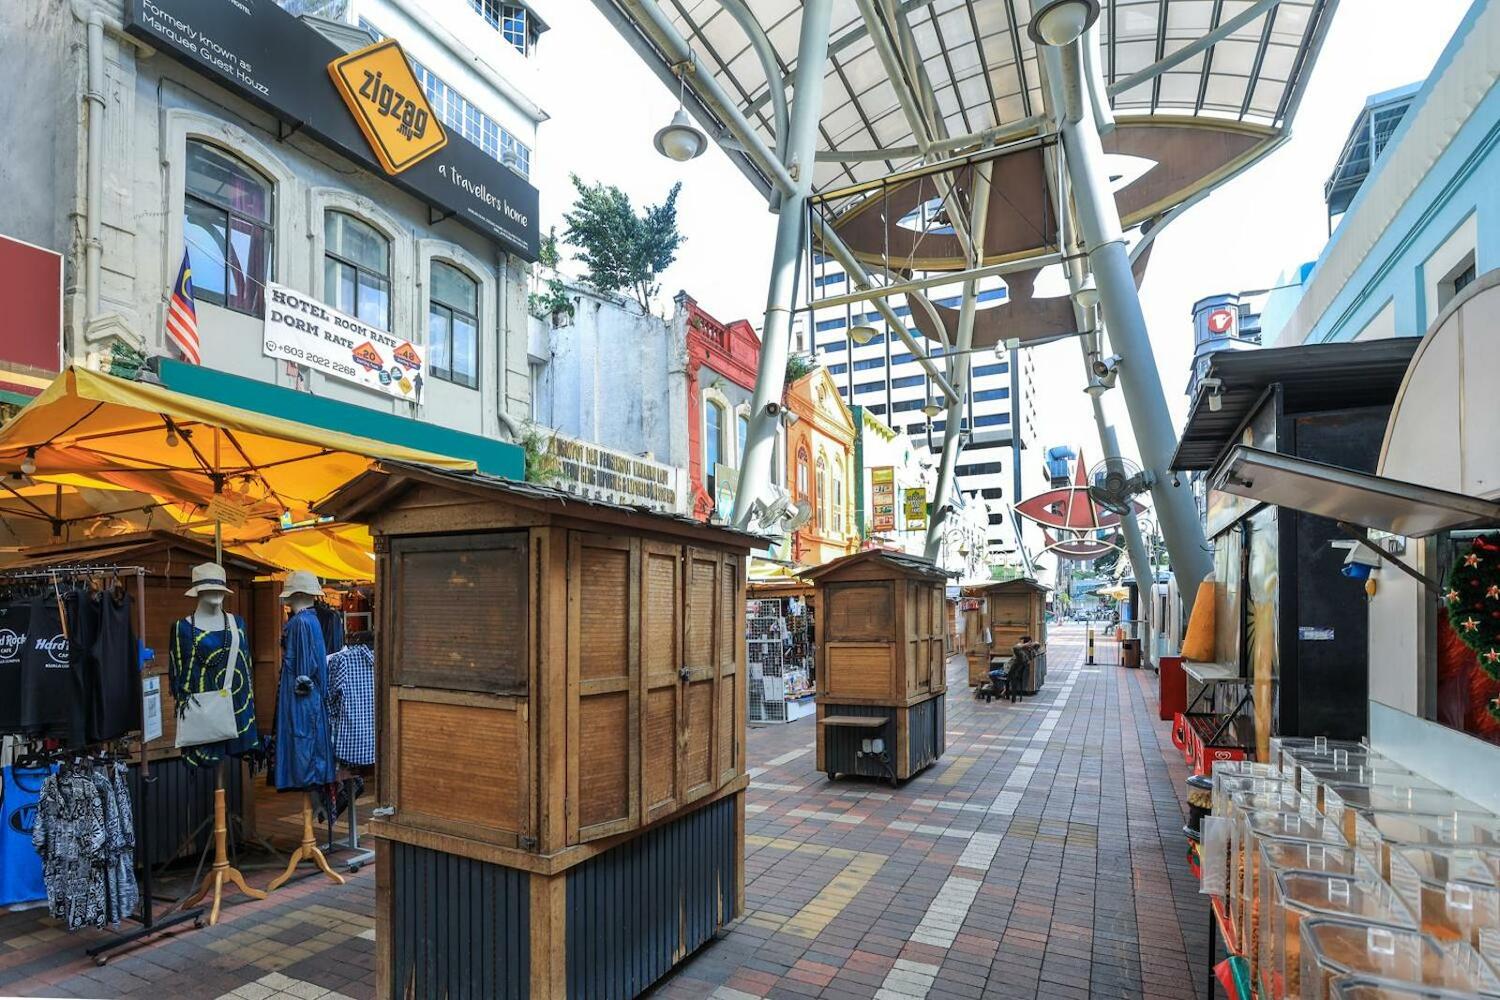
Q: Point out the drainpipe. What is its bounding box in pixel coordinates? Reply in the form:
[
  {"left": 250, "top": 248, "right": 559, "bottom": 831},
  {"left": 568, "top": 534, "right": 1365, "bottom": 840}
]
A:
[{"left": 72, "top": 5, "right": 152, "bottom": 342}]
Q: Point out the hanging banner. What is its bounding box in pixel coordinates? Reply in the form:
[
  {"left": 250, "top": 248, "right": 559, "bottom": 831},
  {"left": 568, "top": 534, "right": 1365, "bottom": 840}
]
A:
[
  {"left": 871, "top": 466, "right": 896, "bottom": 532},
  {"left": 904, "top": 487, "right": 928, "bottom": 531},
  {"left": 263, "top": 281, "right": 426, "bottom": 402}
]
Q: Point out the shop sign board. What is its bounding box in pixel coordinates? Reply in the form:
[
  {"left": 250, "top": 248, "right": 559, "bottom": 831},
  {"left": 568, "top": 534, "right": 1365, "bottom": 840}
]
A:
[
  {"left": 124, "top": 0, "right": 539, "bottom": 260},
  {"left": 0, "top": 234, "right": 62, "bottom": 399},
  {"left": 550, "top": 434, "right": 685, "bottom": 513},
  {"left": 871, "top": 466, "right": 896, "bottom": 532},
  {"left": 904, "top": 487, "right": 928, "bottom": 531},
  {"left": 263, "top": 281, "right": 426, "bottom": 402},
  {"left": 327, "top": 40, "right": 447, "bottom": 175}
]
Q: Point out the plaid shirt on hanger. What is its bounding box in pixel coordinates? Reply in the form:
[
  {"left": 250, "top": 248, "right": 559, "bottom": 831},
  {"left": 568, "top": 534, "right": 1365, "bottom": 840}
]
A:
[{"left": 326, "top": 644, "right": 375, "bottom": 767}]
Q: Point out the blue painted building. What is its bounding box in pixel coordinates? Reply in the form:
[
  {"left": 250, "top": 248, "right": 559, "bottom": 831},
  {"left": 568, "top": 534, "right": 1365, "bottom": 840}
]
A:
[{"left": 1273, "top": 0, "right": 1499, "bottom": 348}]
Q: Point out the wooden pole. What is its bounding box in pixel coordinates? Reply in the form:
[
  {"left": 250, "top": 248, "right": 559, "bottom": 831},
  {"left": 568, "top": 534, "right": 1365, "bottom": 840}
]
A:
[
  {"left": 178, "top": 761, "right": 265, "bottom": 925},
  {"left": 267, "top": 791, "right": 346, "bottom": 892}
]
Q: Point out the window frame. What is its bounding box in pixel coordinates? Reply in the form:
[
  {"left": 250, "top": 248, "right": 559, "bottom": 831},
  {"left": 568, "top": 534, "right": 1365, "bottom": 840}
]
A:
[
  {"left": 323, "top": 210, "right": 393, "bottom": 332},
  {"left": 704, "top": 398, "right": 726, "bottom": 491},
  {"left": 182, "top": 139, "right": 275, "bottom": 317},
  {"left": 815, "top": 455, "right": 828, "bottom": 532},
  {"left": 427, "top": 259, "right": 481, "bottom": 389}
]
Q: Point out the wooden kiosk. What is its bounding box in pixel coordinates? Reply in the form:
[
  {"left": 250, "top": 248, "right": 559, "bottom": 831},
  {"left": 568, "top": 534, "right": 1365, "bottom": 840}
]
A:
[
  {"left": 804, "top": 551, "right": 948, "bottom": 784},
  {"left": 963, "top": 578, "right": 1049, "bottom": 692},
  {"left": 319, "top": 463, "right": 754, "bottom": 1000}
]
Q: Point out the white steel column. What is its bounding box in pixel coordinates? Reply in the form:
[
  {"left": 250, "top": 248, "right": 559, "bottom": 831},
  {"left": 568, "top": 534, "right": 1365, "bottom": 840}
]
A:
[
  {"left": 1045, "top": 40, "right": 1213, "bottom": 609},
  {"left": 731, "top": 0, "right": 834, "bottom": 529},
  {"left": 924, "top": 162, "right": 992, "bottom": 560}
]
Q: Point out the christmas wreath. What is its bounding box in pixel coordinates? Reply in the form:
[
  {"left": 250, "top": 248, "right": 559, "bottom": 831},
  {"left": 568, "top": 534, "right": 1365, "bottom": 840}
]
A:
[{"left": 1443, "top": 532, "right": 1500, "bottom": 722}]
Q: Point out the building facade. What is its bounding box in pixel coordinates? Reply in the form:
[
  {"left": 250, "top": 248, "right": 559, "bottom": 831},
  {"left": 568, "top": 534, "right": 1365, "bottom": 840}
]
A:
[
  {"left": 683, "top": 295, "right": 764, "bottom": 523},
  {"left": 785, "top": 368, "right": 857, "bottom": 566},
  {"left": 0, "top": 0, "right": 542, "bottom": 451},
  {"left": 804, "top": 258, "right": 1038, "bottom": 565},
  {"left": 1271, "top": 0, "right": 1498, "bottom": 348}
]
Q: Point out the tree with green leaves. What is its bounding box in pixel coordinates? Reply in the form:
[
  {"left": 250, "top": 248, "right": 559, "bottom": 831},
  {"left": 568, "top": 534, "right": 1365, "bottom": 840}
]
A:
[{"left": 562, "top": 175, "right": 684, "bottom": 313}]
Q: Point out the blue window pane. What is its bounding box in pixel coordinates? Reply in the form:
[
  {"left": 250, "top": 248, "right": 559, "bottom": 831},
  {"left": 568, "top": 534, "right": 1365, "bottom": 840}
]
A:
[
  {"left": 827, "top": 363, "right": 847, "bottom": 375},
  {"left": 973, "top": 388, "right": 1010, "bottom": 401},
  {"left": 891, "top": 375, "right": 924, "bottom": 389},
  {"left": 973, "top": 362, "right": 1009, "bottom": 376},
  {"left": 815, "top": 317, "right": 846, "bottom": 332},
  {"left": 975, "top": 413, "right": 1011, "bottom": 426},
  {"left": 853, "top": 380, "right": 884, "bottom": 394},
  {"left": 853, "top": 357, "right": 884, "bottom": 371}
]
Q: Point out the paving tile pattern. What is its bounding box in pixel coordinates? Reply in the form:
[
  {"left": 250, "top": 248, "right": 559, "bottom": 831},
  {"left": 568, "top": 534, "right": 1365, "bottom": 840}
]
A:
[{"left": 0, "top": 625, "right": 1207, "bottom": 999}]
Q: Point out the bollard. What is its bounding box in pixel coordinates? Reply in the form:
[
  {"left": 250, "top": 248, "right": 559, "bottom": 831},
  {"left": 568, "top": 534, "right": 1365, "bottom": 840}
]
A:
[{"left": 1087, "top": 626, "right": 1096, "bottom": 665}]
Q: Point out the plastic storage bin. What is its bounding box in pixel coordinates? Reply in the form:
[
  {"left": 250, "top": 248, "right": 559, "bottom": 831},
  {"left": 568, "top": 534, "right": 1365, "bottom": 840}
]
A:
[
  {"left": 1387, "top": 846, "right": 1500, "bottom": 951},
  {"left": 1262, "top": 868, "right": 1414, "bottom": 1000},
  {"left": 1297, "top": 917, "right": 1500, "bottom": 999}
]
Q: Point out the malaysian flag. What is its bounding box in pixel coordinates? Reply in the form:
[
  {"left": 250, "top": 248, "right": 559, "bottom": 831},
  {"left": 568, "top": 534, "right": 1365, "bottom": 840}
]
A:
[{"left": 167, "top": 248, "right": 201, "bottom": 365}]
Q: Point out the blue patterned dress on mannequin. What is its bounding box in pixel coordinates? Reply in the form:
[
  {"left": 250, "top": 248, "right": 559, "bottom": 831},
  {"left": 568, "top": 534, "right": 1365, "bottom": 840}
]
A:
[
  {"left": 168, "top": 615, "right": 260, "bottom": 767},
  {"left": 273, "top": 607, "right": 335, "bottom": 790}
]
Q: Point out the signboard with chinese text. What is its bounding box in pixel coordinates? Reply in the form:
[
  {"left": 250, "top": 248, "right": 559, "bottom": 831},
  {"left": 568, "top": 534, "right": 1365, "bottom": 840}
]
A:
[
  {"left": 263, "top": 281, "right": 426, "bottom": 402},
  {"left": 550, "top": 434, "right": 685, "bottom": 513}
]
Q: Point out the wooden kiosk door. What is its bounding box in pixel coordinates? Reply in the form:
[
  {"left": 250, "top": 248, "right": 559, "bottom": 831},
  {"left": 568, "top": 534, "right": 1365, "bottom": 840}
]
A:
[
  {"left": 641, "top": 541, "right": 685, "bottom": 822},
  {"left": 567, "top": 532, "right": 640, "bottom": 843},
  {"left": 679, "top": 547, "right": 722, "bottom": 805}
]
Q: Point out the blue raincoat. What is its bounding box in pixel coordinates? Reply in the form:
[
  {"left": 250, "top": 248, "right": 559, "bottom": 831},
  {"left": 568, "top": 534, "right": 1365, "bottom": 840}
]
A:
[{"left": 273, "top": 607, "right": 336, "bottom": 790}]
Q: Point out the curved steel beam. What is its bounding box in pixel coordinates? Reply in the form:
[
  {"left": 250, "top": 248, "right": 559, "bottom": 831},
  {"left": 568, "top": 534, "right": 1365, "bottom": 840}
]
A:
[{"left": 714, "top": 0, "right": 790, "bottom": 160}]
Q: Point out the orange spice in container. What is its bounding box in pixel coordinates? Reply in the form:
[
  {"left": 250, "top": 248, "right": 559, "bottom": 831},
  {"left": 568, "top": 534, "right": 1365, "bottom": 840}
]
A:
[
  {"left": 1297, "top": 917, "right": 1500, "bottom": 1000},
  {"left": 1264, "top": 867, "right": 1414, "bottom": 1000}
]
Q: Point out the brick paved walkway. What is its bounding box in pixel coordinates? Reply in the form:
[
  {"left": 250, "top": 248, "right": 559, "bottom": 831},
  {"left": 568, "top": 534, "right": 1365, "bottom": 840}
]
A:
[{"left": 0, "top": 625, "right": 1207, "bottom": 999}]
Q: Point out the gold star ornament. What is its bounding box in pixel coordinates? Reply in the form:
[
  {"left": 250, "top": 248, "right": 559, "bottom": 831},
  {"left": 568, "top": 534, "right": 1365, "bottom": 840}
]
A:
[
  {"left": 1487, "top": 585, "right": 1500, "bottom": 600},
  {"left": 1485, "top": 649, "right": 1500, "bottom": 665},
  {"left": 1462, "top": 616, "right": 1481, "bottom": 632},
  {"left": 1464, "top": 552, "right": 1483, "bottom": 568},
  {"left": 1445, "top": 588, "right": 1462, "bottom": 603}
]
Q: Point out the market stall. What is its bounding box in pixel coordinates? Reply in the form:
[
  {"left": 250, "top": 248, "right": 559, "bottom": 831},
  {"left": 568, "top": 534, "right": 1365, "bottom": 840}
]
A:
[
  {"left": 804, "top": 550, "right": 948, "bottom": 784},
  {"left": 0, "top": 365, "right": 488, "bottom": 950},
  {"left": 746, "top": 577, "right": 817, "bottom": 722},
  {"left": 1187, "top": 274, "right": 1500, "bottom": 998},
  {"left": 316, "top": 461, "right": 754, "bottom": 1000},
  {"left": 962, "top": 578, "right": 1049, "bottom": 692}
]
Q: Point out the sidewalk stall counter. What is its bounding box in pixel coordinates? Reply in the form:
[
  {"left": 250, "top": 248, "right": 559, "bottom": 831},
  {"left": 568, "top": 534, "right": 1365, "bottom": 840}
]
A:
[
  {"left": 804, "top": 551, "right": 948, "bottom": 784},
  {"left": 962, "top": 578, "right": 1049, "bottom": 691},
  {"left": 319, "top": 462, "right": 755, "bottom": 1000}
]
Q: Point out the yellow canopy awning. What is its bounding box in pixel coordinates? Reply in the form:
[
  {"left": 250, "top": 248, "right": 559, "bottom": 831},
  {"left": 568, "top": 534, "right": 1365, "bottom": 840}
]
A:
[{"left": 0, "top": 366, "right": 474, "bottom": 579}]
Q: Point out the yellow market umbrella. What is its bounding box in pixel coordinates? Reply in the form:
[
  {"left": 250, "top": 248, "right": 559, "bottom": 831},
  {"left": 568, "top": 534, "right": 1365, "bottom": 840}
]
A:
[{"left": 0, "top": 367, "right": 470, "bottom": 576}]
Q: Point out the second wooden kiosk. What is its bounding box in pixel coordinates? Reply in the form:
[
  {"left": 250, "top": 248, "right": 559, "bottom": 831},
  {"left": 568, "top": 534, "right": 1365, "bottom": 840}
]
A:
[
  {"left": 805, "top": 551, "right": 948, "bottom": 784},
  {"left": 320, "top": 463, "right": 755, "bottom": 1000},
  {"left": 962, "top": 578, "right": 1050, "bottom": 692}
]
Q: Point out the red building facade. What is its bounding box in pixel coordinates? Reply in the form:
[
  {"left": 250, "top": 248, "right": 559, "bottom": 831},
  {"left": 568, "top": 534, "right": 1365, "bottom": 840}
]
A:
[{"left": 678, "top": 292, "right": 762, "bottom": 522}]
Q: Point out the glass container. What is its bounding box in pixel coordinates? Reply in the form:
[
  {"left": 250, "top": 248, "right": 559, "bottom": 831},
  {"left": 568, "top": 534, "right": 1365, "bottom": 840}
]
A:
[
  {"left": 1297, "top": 917, "right": 1500, "bottom": 999},
  {"left": 1262, "top": 867, "right": 1414, "bottom": 1000}
]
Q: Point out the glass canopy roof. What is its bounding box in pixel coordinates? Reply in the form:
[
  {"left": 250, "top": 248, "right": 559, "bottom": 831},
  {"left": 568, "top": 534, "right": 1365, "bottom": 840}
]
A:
[{"left": 625, "top": 0, "right": 1335, "bottom": 195}]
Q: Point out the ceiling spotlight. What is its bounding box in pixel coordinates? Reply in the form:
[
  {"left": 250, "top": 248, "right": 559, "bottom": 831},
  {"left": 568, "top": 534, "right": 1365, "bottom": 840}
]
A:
[
  {"left": 20, "top": 448, "right": 36, "bottom": 477},
  {"left": 1201, "top": 376, "right": 1225, "bottom": 413},
  {"left": 1027, "top": 0, "right": 1101, "bottom": 46},
  {"left": 1072, "top": 273, "right": 1099, "bottom": 311},
  {"left": 655, "top": 71, "right": 707, "bottom": 162},
  {"left": 922, "top": 402, "right": 943, "bottom": 419},
  {"left": 849, "top": 325, "right": 878, "bottom": 346}
]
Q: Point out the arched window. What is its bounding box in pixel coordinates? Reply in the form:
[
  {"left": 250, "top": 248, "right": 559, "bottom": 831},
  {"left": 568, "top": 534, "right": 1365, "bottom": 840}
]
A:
[
  {"left": 324, "top": 211, "right": 391, "bottom": 330},
  {"left": 704, "top": 399, "right": 725, "bottom": 491},
  {"left": 183, "top": 140, "right": 273, "bottom": 315},
  {"left": 796, "top": 446, "right": 809, "bottom": 498},
  {"left": 429, "top": 261, "right": 480, "bottom": 388},
  {"left": 832, "top": 465, "right": 844, "bottom": 535},
  {"left": 815, "top": 456, "right": 828, "bottom": 532},
  {"left": 735, "top": 412, "right": 749, "bottom": 467}
]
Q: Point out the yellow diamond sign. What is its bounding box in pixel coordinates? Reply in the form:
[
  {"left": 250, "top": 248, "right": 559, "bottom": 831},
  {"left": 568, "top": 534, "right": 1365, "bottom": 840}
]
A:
[{"left": 328, "top": 39, "right": 447, "bottom": 176}]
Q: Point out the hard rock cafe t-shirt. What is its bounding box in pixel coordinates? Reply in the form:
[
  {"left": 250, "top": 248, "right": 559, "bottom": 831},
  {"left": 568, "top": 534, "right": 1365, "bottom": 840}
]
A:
[{"left": 0, "top": 600, "right": 29, "bottom": 733}]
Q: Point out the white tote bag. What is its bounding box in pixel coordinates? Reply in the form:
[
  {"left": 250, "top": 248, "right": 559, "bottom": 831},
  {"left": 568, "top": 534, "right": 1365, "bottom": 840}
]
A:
[{"left": 176, "top": 621, "right": 242, "bottom": 748}]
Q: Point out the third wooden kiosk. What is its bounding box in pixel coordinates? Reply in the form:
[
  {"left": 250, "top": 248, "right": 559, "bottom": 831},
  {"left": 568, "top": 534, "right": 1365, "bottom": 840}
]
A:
[
  {"left": 804, "top": 551, "right": 948, "bottom": 784},
  {"left": 963, "top": 578, "right": 1049, "bottom": 692}
]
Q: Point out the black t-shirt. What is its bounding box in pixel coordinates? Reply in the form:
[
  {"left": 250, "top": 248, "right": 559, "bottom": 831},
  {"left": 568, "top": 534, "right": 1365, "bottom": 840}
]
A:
[
  {"left": 19, "top": 595, "right": 85, "bottom": 746},
  {"left": 0, "top": 598, "right": 29, "bottom": 733},
  {"left": 86, "top": 589, "right": 140, "bottom": 743}
]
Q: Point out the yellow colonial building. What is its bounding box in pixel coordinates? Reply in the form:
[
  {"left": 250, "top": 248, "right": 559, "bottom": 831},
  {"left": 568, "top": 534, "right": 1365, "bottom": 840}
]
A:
[{"left": 785, "top": 367, "right": 859, "bottom": 566}]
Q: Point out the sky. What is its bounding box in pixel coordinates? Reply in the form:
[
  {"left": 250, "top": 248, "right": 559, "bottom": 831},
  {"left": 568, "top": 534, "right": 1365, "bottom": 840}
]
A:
[{"left": 531, "top": 0, "right": 1474, "bottom": 468}]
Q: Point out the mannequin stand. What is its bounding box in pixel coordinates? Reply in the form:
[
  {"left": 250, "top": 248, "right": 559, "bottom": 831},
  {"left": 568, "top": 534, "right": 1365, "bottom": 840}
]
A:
[
  {"left": 268, "top": 791, "right": 346, "bottom": 891},
  {"left": 179, "top": 765, "right": 266, "bottom": 925}
]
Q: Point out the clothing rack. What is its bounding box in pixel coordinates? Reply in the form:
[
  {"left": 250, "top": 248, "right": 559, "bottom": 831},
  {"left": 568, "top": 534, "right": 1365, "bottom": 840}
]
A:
[{"left": 0, "top": 563, "right": 204, "bottom": 964}]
